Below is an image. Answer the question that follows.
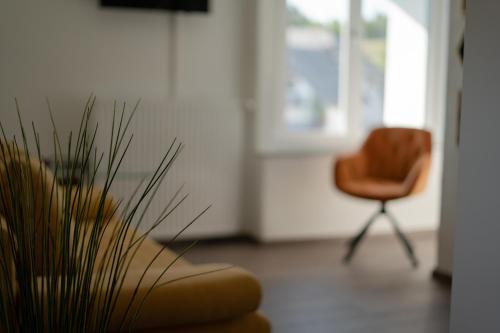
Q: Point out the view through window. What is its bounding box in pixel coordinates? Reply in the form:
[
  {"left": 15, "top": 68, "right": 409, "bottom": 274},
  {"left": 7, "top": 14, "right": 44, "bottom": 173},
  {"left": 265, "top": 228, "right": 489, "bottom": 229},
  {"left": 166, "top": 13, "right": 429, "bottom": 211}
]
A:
[
  {"left": 361, "top": 0, "right": 388, "bottom": 130},
  {"left": 285, "top": 0, "right": 347, "bottom": 133}
]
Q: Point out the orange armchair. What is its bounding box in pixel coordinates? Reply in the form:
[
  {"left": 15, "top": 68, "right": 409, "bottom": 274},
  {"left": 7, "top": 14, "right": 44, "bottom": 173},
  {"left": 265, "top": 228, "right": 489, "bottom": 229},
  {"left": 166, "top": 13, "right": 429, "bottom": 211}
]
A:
[{"left": 334, "top": 127, "right": 432, "bottom": 267}]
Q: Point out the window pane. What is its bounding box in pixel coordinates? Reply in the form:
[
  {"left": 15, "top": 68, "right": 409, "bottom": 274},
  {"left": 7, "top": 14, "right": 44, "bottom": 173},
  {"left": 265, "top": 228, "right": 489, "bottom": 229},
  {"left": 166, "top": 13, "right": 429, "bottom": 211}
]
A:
[{"left": 285, "top": 0, "right": 347, "bottom": 133}]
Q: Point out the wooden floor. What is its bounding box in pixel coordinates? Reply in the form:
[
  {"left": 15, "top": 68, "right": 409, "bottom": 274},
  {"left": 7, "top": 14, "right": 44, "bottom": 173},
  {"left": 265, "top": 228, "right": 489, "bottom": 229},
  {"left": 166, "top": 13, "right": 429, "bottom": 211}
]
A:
[{"left": 181, "top": 232, "right": 451, "bottom": 333}]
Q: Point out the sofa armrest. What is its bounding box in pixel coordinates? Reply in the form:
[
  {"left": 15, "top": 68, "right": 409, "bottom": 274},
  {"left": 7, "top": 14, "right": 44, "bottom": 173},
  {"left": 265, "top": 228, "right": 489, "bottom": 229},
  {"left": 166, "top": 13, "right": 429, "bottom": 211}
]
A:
[{"left": 110, "top": 264, "right": 263, "bottom": 331}]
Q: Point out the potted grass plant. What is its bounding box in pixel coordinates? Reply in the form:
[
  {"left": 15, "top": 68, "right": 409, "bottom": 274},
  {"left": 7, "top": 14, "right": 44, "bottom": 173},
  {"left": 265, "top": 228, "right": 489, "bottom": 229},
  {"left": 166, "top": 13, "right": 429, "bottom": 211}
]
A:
[{"left": 0, "top": 96, "right": 206, "bottom": 332}]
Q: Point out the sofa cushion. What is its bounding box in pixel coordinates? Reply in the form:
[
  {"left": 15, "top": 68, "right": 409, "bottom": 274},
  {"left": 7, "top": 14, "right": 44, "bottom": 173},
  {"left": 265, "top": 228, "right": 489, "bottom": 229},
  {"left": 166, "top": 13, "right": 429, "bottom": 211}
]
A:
[
  {"left": 93, "top": 217, "right": 191, "bottom": 271},
  {"left": 137, "top": 312, "right": 271, "bottom": 333},
  {"left": 109, "top": 264, "right": 263, "bottom": 331}
]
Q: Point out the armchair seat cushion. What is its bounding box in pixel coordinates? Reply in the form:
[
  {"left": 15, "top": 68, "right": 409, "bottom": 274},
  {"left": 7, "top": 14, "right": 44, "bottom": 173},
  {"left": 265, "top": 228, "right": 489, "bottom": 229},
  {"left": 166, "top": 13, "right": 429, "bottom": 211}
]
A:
[
  {"left": 334, "top": 127, "right": 432, "bottom": 202},
  {"left": 339, "top": 176, "right": 409, "bottom": 201},
  {"left": 110, "top": 264, "right": 263, "bottom": 331}
]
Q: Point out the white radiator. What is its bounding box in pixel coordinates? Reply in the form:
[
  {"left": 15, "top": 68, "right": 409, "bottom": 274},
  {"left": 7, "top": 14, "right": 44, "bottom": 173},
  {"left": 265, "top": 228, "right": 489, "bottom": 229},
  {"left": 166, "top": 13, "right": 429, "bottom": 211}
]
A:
[{"left": 93, "top": 98, "right": 244, "bottom": 240}]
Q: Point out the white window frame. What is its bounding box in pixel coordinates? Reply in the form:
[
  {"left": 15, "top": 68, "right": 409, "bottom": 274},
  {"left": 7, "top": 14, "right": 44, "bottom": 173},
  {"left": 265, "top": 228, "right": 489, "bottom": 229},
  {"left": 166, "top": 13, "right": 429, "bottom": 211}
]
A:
[{"left": 254, "top": 0, "right": 449, "bottom": 155}]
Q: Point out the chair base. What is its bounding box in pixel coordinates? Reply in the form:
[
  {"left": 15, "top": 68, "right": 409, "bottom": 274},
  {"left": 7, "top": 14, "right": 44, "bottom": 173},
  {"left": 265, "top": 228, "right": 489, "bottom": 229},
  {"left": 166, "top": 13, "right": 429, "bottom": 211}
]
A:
[{"left": 343, "top": 202, "right": 419, "bottom": 268}]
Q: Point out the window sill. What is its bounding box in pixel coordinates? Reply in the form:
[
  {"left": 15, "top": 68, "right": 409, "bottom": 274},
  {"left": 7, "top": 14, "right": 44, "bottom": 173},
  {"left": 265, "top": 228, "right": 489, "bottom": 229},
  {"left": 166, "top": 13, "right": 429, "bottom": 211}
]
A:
[{"left": 255, "top": 132, "right": 363, "bottom": 158}]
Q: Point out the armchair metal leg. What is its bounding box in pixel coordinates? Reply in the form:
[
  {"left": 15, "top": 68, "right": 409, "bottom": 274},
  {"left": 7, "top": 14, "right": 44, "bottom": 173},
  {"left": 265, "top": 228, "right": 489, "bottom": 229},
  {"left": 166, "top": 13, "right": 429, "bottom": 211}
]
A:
[
  {"left": 343, "top": 202, "right": 419, "bottom": 268},
  {"left": 343, "top": 208, "right": 382, "bottom": 263},
  {"left": 386, "top": 210, "right": 419, "bottom": 268}
]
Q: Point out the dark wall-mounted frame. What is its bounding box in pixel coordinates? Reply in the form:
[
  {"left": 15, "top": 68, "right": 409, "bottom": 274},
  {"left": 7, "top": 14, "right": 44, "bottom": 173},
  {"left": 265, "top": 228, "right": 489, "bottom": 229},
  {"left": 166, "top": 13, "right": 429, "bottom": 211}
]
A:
[{"left": 101, "top": 0, "right": 209, "bottom": 12}]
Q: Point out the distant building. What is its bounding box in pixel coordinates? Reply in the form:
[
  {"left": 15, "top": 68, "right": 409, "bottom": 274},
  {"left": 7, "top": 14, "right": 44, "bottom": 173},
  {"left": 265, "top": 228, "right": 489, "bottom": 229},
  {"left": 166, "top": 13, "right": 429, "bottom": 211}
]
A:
[{"left": 286, "top": 27, "right": 340, "bottom": 130}]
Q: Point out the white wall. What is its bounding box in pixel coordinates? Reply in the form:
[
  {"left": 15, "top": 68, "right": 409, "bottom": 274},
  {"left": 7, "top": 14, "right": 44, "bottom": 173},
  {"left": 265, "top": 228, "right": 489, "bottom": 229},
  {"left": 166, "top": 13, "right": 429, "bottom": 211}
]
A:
[
  {"left": 0, "top": 0, "right": 247, "bottom": 239},
  {"left": 0, "top": 0, "right": 171, "bottom": 149},
  {"left": 254, "top": 150, "right": 442, "bottom": 241},
  {"left": 450, "top": 1, "right": 500, "bottom": 331}
]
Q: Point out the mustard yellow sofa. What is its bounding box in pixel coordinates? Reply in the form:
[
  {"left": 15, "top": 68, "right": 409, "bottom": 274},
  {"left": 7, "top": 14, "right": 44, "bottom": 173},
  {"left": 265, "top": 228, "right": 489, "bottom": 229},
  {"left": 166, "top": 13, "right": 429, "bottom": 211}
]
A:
[
  {"left": 0, "top": 143, "right": 271, "bottom": 332},
  {"left": 101, "top": 211, "right": 271, "bottom": 332}
]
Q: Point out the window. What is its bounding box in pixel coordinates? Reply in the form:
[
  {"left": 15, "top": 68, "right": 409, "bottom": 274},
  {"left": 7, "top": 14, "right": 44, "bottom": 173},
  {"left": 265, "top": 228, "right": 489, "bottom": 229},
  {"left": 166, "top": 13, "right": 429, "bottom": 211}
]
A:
[{"left": 255, "top": 0, "right": 443, "bottom": 153}]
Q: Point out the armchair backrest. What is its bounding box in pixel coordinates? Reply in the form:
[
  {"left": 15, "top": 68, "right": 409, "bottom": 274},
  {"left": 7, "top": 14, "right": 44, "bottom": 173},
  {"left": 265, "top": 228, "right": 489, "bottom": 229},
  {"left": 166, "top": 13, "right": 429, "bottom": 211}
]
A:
[{"left": 362, "top": 127, "right": 432, "bottom": 182}]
